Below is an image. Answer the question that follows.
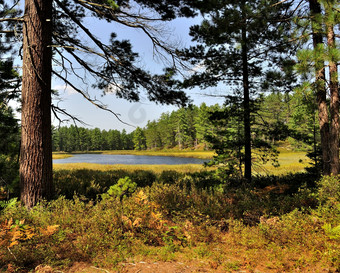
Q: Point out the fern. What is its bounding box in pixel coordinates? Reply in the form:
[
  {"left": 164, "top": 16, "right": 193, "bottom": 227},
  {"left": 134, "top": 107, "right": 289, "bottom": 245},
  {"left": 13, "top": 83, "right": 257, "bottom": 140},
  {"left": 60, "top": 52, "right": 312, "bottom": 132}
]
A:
[
  {"left": 323, "top": 223, "right": 340, "bottom": 240},
  {"left": 0, "top": 198, "right": 18, "bottom": 209}
]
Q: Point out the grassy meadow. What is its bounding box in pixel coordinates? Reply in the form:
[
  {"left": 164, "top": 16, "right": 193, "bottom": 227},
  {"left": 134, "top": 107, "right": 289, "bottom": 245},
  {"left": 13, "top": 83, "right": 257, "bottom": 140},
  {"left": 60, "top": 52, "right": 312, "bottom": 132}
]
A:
[
  {"left": 1, "top": 149, "right": 339, "bottom": 272},
  {"left": 258, "top": 150, "right": 310, "bottom": 175},
  {"left": 53, "top": 163, "right": 208, "bottom": 173}
]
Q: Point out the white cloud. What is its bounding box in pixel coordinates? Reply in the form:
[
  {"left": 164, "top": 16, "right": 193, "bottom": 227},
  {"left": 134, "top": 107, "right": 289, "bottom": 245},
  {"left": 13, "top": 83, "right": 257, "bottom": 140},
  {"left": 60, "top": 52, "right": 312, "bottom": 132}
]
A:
[
  {"left": 189, "top": 62, "right": 206, "bottom": 74},
  {"left": 104, "top": 83, "right": 121, "bottom": 95},
  {"left": 53, "top": 84, "right": 77, "bottom": 96}
]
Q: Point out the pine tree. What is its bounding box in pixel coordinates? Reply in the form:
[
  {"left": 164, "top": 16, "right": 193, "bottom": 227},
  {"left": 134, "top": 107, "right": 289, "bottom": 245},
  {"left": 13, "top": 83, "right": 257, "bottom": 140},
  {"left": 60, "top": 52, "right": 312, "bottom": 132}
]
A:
[
  {"left": 195, "top": 103, "right": 214, "bottom": 149},
  {"left": 295, "top": 0, "right": 340, "bottom": 175},
  {"left": 145, "top": 121, "right": 162, "bottom": 149},
  {"left": 133, "top": 127, "right": 147, "bottom": 150},
  {"left": 158, "top": 112, "right": 176, "bottom": 148},
  {"left": 182, "top": 0, "right": 294, "bottom": 181}
]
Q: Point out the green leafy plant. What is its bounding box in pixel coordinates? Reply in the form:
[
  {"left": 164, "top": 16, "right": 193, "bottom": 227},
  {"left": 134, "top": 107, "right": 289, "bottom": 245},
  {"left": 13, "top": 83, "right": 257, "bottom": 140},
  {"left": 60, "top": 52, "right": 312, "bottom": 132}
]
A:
[
  {"left": 0, "top": 197, "right": 18, "bottom": 210},
  {"left": 317, "top": 175, "right": 340, "bottom": 207},
  {"left": 323, "top": 224, "right": 340, "bottom": 240},
  {"left": 103, "top": 176, "right": 137, "bottom": 201}
]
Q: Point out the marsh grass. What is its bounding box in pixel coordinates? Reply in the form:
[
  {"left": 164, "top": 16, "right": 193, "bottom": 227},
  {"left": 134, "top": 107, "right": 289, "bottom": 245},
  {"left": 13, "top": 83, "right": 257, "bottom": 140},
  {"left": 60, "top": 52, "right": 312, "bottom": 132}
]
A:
[
  {"left": 52, "top": 153, "right": 73, "bottom": 160},
  {"left": 53, "top": 163, "right": 209, "bottom": 173},
  {"left": 257, "top": 150, "right": 310, "bottom": 175}
]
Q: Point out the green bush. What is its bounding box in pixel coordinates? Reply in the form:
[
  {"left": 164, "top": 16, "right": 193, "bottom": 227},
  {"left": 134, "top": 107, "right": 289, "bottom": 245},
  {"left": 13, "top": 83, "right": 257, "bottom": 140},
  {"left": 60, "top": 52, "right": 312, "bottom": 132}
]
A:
[
  {"left": 54, "top": 169, "right": 156, "bottom": 199},
  {"left": 317, "top": 175, "right": 340, "bottom": 207},
  {"left": 103, "top": 176, "right": 137, "bottom": 200}
]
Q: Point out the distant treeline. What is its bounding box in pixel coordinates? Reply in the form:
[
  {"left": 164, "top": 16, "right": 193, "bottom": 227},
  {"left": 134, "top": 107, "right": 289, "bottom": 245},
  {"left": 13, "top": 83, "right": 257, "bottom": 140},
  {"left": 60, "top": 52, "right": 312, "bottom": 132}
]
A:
[
  {"left": 133, "top": 103, "right": 220, "bottom": 150},
  {"left": 53, "top": 93, "right": 316, "bottom": 152},
  {"left": 52, "top": 127, "right": 134, "bottom": 152},
  {"left": 52, "top": 103, "right": 219, "bottom": 152}
]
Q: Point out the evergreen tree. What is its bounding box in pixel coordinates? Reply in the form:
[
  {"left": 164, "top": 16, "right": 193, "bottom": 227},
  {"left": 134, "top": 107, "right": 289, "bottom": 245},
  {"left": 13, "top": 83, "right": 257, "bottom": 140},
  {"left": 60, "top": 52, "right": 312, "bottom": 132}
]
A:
[
  {"left": 205, "top": 99, "right": 245, "bottom": 178},
  {"left": 158, "top": 112, "right": 176, "bottom": 149},
  {"left": 174, "top": 108, "right": 190, "bottom": 149},
  {"left": 295, "top": 0, "right": 340, "bottom": 175},
  {"left": 133, "top": 127, "right": 147, "bottom": 150},
  {"left": 90, "top": 128, "right": 103, "bottom": 150},
  {"left": 145, "top": 121, "right": 162, "bottom": 149},
  {"left": 194, "top": 103, "right": 214, "bottom": 149},
  {"left": 182, "top": 0, "right": 294, "bottom": 180}
]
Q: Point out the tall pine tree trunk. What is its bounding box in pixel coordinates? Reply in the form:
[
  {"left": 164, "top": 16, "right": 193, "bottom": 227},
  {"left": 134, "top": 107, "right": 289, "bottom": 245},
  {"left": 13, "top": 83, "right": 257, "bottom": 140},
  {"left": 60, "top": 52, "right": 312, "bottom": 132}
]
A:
[
  {"left": 308, "top": 0, "right": 330, "bottom": 175},
  {"left": 327, "top": 21, "right": 339, "bottom": 175},
  {"left": 20, "top": 0, "right": 53, "bottom": 208},
  {"left": 241, "top": 0, "right": 252, "bottom": 182}
]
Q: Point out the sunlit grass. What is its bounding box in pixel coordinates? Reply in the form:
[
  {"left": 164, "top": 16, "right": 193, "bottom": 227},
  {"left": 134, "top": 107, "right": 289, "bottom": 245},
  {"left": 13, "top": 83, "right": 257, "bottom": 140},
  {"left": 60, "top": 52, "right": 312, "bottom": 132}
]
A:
[
  {"left": 53, "top": 163, "right": 210, "bottom": 173},
  {"left": 52, "top": 152, "right": 73, "bottom": 160},
  {"left": 258, "top": 150, "right": 310, "bottom": 175}
]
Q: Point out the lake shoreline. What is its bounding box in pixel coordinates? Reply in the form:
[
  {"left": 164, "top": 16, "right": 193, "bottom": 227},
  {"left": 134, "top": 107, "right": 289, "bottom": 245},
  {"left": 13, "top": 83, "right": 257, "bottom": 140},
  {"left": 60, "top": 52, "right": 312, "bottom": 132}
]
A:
[
  {"left": 53, "top": 149, "right": 215, "bottom": 160},
  {"left": 53, "top": 153, "right": 208, "bottom": 166}
]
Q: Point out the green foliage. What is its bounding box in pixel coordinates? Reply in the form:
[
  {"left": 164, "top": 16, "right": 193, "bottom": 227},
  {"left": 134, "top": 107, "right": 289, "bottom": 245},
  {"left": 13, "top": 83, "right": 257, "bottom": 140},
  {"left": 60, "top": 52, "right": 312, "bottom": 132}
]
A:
[
  {"left": 0, "top": 41, "right": 20, "bottom": 200},
  {"left": 54, "top": 169, "right": 156, "bottom": 200},
  {"left": 107, "top": 0, "right": 119, "bottom": 9},
  {"left": 323, "top": 223, "right": 340, "bottom": 240},
  {"left": 317, "top": 175, "right": 340, "bottom": 207},
  {"left": 103, "top": 176, "right": 137, "bottom": 200},
  {"left": 133, "top": 127, "right": 147, "bottom": 150},
  {"left": 0, "top": 197, "right": 18, "bottom": 210}
]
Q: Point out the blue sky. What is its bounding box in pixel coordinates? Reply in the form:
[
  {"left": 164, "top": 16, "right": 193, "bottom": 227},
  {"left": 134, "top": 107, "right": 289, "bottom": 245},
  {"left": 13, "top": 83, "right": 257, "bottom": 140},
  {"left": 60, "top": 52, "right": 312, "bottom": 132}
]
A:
[{"left": 51, "top": 16, "right": 223, "bottom": 132}]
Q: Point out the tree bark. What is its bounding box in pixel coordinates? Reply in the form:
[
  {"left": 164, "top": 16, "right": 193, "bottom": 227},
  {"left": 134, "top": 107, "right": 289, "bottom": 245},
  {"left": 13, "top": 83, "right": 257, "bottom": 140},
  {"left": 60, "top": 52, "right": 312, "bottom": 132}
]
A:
[
  {"left": 308, "top": 0, "right": 330, "bottom": 175},
  {"left": 20, "top": 0, "right": 53, "bottom": 208},
  {"left": 327, "top": 21, "right": 339, "bottom": 175},
  {"left": 241, "top": 0, "right": 252, "bottom": 182}
]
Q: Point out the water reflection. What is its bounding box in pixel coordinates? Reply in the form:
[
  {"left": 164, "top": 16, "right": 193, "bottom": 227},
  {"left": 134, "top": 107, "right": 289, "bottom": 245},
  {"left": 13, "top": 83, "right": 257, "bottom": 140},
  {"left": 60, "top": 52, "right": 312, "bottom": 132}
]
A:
[{"left": 53, "top": 154, "right": 207, "bottom": 165}]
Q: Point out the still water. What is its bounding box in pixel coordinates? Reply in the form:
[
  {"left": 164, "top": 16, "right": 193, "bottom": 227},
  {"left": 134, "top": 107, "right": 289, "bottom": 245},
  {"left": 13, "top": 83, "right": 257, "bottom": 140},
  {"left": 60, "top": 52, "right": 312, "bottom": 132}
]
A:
[{"left": 53, "top": 154, "right": 207, "bottom": 165}]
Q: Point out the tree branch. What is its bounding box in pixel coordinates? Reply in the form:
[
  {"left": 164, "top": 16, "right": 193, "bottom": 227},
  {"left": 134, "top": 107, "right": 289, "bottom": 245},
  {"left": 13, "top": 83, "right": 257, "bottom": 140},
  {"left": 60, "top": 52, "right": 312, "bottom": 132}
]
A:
[
  {"left": 52, "top": 70, "right": 134, "bottom": 127},
  {"left": 0, "top": 17, "right": 24, "bottom": 22}
]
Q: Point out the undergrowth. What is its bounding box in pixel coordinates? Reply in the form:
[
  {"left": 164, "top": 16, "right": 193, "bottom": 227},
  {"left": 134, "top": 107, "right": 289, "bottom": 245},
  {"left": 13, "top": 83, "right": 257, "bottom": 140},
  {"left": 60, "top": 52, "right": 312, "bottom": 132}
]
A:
[{"left": 0, "top": 173, "right": 339, "bottom": 272}]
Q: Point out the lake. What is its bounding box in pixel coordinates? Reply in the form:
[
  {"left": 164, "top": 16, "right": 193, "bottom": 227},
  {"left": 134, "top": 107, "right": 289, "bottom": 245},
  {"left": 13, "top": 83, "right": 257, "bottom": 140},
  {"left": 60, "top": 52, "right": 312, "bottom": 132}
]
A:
[{"left": 53, "top": 154, "right": 208, "bottom": 165}]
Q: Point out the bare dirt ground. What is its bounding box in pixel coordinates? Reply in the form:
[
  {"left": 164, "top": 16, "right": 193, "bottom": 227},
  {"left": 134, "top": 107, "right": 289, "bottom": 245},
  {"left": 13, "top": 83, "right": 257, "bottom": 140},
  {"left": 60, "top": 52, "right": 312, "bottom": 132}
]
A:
[
  {"left": 35, "top": 261, "right": 244, "bottom": 273},
  {"left": 34, "top": 260, "right": 333, "bottom": 273},
  {"left": 118, "top": 261, "right": 226, "bottom": 273}
]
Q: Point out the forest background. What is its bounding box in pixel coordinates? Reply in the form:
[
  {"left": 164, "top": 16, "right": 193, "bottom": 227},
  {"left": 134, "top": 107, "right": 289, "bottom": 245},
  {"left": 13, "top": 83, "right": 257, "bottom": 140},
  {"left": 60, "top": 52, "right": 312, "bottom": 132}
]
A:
[{"left": 52, "top": 93, "right": 315, "bottom": 153}]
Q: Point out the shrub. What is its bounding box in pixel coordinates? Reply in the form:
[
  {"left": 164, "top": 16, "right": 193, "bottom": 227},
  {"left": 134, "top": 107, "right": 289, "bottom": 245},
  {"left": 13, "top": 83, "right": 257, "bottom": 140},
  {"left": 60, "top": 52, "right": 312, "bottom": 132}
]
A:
[
  {"left": 317, "top": 175, "right": 340, "bottom": 207},
  {"left": 54, "top": 169, "right": 156, "bottom": 200},
  {"left": 102, "top": 176, "right": 137, "bottom": 200}
]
